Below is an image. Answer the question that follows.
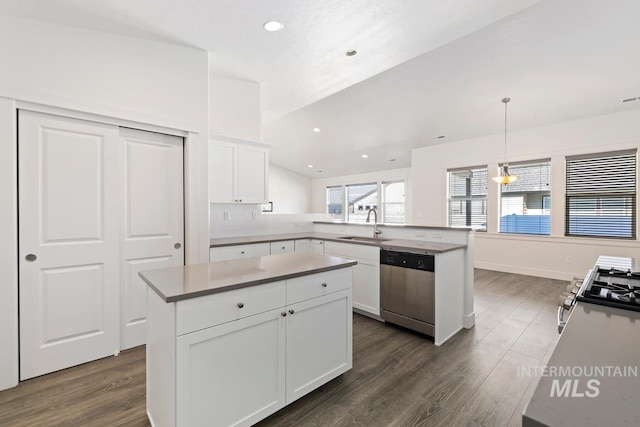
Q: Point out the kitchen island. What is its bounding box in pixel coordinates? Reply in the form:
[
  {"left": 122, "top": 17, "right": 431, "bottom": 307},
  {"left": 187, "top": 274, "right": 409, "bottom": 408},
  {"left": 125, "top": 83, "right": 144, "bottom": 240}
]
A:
[{"left": 139, "top": 252, "right": 356, "bottom": 427}]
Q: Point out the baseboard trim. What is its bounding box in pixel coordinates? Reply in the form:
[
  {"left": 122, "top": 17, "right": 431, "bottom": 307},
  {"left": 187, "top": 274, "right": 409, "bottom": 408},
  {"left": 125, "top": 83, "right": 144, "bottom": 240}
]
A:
[{"left": 474, "top": 261, "right": 578, "bottom": 281}]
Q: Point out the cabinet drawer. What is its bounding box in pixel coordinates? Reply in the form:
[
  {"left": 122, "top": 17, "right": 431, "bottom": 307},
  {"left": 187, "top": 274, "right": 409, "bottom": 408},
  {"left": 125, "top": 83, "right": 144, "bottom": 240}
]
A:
[
  {"left": 287, "top": 268, "right": 352, "bottom": 305},
  {"left": 324, "top": 241, "right": 379, "bottom": 261},
  {"left": 209, "top": 242, "right": 271, "bottom": 262},
  {"left": 176, "top": 281, "right": 286, "bottom": 335},
  {"left": 270, "top": 240, "right": 295, "bottom": 254}
]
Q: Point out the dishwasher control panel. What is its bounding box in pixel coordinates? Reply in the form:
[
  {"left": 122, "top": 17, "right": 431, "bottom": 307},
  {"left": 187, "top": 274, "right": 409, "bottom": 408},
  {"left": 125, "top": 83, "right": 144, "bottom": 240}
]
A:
[{"left": 380, "top": 249, "right": 434, "bottom": 272}]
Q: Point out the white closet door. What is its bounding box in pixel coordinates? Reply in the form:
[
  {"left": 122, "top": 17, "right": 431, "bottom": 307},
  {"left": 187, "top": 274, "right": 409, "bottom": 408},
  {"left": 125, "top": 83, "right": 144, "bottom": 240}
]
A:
[
  {"left": 120, "top": 128, "right": 184, "bottom": 350},
  {"left": 19, "top": 110, "right": 121, "bottom": 380}
]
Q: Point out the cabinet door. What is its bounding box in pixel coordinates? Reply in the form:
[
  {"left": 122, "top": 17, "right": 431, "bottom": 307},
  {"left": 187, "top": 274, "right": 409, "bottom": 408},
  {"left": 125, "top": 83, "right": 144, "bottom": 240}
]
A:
[
  {"left": 209, "top": 141, "right": 236, "bottom": 203},
  {"left": 352, "top": 260, "right": 380, "bottom": 316},
  {"left": 311, "top": 239, "right": 325, "bottom": 254},
  {"left": 286, "top": 290, "right": 352, "bottom": 404},
  {"left": 294, "top": 239, "right": 311, "bottom": 253},
  {"left": 209, "top": 243, "right": 271, "bottom": 262},
  {"left": 237, "top": 145, "right": 268, "bottom": 203},
  {"left": 271, "top": 240, "right": 295, "bottom": 254},
  {"left": 177, "top": 309, "right": 286, "bottom": 427}
]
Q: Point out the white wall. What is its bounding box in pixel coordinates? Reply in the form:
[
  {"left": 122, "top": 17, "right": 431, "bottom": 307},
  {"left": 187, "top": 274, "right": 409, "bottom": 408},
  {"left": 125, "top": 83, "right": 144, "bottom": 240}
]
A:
[
  {"left": 311, "top": 167, "right": 412, "bottom": 221},
  {"left": 411, "top": 108, "right": 640, "bottom": 280},
  {"left": 209, "top": 75, "right": 261, "bottom": 142},
  {"left": 268, "top": 165, "right": 312, "bottom": 214},
  {"left": 0, "top": 16, "right": 210, "bottom": 391}
]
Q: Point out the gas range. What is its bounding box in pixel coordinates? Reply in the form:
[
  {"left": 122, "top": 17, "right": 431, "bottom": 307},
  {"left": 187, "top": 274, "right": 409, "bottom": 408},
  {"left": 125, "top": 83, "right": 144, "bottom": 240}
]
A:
[{"left": 577, "top": 265, "right": 640, "bottom": 312}]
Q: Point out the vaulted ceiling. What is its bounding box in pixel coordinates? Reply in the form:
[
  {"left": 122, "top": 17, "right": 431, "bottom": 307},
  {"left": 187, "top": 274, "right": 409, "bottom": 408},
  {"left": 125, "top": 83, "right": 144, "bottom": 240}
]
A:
[{"left": 1, "top": 0, "right": 639, "bottom": 178}]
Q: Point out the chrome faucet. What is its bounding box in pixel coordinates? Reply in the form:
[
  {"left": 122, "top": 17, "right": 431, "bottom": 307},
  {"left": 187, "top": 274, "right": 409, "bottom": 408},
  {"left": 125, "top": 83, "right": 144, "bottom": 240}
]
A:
[{"left": 366, "top": 208, "right": 383, "bottom": 238}]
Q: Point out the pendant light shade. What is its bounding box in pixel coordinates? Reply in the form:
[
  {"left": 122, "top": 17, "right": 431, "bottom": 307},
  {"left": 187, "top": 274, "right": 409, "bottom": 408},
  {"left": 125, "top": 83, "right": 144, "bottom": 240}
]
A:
[{"left": 492, "top": 97, "right": 519, "bottom": 184}]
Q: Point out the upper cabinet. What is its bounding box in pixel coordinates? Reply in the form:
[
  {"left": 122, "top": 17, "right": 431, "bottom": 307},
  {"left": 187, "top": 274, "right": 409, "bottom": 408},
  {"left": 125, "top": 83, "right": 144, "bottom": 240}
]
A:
[{"left": 208, "top": 138, "right": 269, "bottom": 204}]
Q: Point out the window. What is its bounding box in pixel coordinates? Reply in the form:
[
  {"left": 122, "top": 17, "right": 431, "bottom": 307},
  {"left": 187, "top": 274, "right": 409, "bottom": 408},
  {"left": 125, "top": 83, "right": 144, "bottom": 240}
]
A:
[
  {"left": 447, "top": 166, "right": 487, "bottom": 230},
  {"left": 500, "top": 160, "right": 551, "bottom": 235},
  {"left": 346, "top": 183, "right": 377, "bottom": 223},
  {"left": 382, "top": 181, "right": 405, "bottom": 224},
  {"left": 326, "top": 185, "right": 344, "bottom": 218},
  {"left": 566, "top": 150, "right": 636, "bottom": 238}
]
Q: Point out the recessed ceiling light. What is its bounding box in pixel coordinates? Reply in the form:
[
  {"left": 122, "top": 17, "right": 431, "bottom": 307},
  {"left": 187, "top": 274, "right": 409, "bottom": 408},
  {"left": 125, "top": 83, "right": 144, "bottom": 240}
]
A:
[
  {"left": 307, "top": 164, "right": 313, "bottom": 168},
  {"left": 263, "top": 21, "right": 284, "bottom": 32},
  {"left": 313, "top": 128, "right": 320, "bottom": 132},
  {"left": 345, "top": 50, "right": 358, "bottom": 57},
  {"left": 362, "top": 154, "right": 368, "bottom": 158}
]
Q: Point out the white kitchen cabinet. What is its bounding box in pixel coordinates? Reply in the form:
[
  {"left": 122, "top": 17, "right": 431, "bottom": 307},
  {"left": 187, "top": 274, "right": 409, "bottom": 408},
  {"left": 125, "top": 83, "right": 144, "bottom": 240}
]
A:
[
  {"left": 176, "top": 309, "right": 286, "bottom": 427},
  {"left": 324, "top": 241, "right": 380, "bottom": 316},
  {"left": 208, "top": 138, "right": 269, "bottom": 204},
  {"left": 285, "top": 290, "right": 352, "bottom": 403},
  {"left": 209, "top": 243, "right": 271, "bottom": 262},
  {"left": 294, "top": 239, "right": 311, "bottom": 253},
  {"left": 146, "top": 267, "right": 353, "bottom": 427},
  {"left": 270, "top": 240, "right": 295, "bottom": 254},
  {"left": 312, "top": 239, "right": 325, "bottom": 254},
  {"left": 295, "top": 239, "right": 324, "bottom": 254}
]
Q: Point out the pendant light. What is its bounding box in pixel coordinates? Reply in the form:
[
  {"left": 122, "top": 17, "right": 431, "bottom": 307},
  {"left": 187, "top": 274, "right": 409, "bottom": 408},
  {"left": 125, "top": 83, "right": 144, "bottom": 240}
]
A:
[{"left": 492, "top": 97, "right": 519, "bottom": 184}]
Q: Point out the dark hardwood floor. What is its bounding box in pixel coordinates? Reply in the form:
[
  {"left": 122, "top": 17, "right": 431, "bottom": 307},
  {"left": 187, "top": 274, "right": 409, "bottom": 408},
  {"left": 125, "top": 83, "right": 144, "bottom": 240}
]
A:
[{"left": 0, "top": 269, "right": 566, "bottom": 427}]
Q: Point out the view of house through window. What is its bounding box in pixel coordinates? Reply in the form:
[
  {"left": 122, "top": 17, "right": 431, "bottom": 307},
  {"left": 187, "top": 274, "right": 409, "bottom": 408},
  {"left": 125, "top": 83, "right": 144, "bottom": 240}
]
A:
[
  {"left": 382, "top": 181, "right": 405, "bottom": 224},
  {"left": 346, "top": 183, "right": 378, "bottom": 223},
  {"left": 500, "top": 160, "right": 551, "bottom": 235},
  {"left": 325, "top": 180, "right": 406, "bottom": 224},
  {"left": 447, "top": 166, "right": 488, "bottom": 230},
  {"left": 325, "top": 186, "right": 344, "bottom": 218}
]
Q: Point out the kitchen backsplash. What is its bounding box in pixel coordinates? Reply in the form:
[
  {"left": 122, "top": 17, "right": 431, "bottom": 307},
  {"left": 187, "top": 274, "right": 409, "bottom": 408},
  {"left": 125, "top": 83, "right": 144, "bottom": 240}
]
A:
[{"left": 210, "top": 204, "right": 326, "bottom": 238}]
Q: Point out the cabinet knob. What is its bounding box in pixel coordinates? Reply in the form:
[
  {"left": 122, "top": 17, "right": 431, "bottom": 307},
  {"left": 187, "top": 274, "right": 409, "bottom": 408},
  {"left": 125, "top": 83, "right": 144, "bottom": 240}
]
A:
[
  {"left": 174, "top": 243, "right": 181, "bottom": 249},
  {"left": 281, "top": 311, "right": 287, "bottom": 317},
  {"left": 239, "top": 199, "right": 242, "bottom": 202},
  {"left": 288, "top": 309, "right": 295, "bottom": 315},
  {"left": 281, "top": 246, "right": 285, "bottom": 250},
  {"left": 237, "top": 302, "right": 244, "bottom": 308},
  {"left": 25, "top": 254, "right": 37, "bottom": 262},
  {"left": 321, "top": 282, "right": 328, "bottom": 288},
  {"left": 241, "top": 251, "right": 245, "bottom": 254}
]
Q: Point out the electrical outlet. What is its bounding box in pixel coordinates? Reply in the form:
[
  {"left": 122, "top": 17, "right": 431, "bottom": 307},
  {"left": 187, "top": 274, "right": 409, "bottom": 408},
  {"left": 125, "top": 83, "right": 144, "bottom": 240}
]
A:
[
  {"left": 431, "top": 231, "right": 443, "bottom": 239},
  {"left": 566, "top": 256, "right": 572, "bottom": 264},
  {"left": 223, "top": 211, "right": 230, "bottom": 221},
  {"left": 251, "top": 211, "right": 258, "bottom": 220},
  {"left": 416, "top": 231, "right": 426, "bottom": 237}
]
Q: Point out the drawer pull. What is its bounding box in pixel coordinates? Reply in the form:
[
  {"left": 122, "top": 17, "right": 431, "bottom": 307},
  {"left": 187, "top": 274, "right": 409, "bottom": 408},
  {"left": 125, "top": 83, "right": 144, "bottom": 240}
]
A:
[
  {"left": 321, "top": 282, "right": 328, "bottom": 288},
  {"left": 281, "top": 311, "right": 287, "bottom": 317},
  {"left": 289, "top": 309, "right": 295, "bottom": 315},
  {"left": 237, "top": 302, "right": 244, "bottom": 308}
]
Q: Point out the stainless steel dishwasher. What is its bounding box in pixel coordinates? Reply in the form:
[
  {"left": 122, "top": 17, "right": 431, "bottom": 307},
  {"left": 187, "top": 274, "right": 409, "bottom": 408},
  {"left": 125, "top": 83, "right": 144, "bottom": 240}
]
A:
[{"left": 380, "top": 248, "right": 435, "bottom": 336}]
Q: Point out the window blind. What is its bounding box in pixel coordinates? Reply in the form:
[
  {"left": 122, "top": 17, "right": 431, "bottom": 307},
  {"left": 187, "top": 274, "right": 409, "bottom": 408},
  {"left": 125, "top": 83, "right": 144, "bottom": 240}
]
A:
[
  {"left": 447, "top": 167, "right": 487, "bottom": 230},
  {"left": 565, "top": 150, "right": 636, "bottom": 238}
]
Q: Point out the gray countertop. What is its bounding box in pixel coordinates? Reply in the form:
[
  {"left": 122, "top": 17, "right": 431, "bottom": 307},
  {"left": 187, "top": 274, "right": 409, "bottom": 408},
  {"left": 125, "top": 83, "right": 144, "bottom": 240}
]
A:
[
  {"left": 523, "top": 302, "right": 640, "bottom": 426},
  {"left": 210, "top": 232, "right": 466, "bottom": 254},
  {"left": 313, "top": 221, "right": 472, "bottom": 231},
  {"left": 139, "top": 252, "right": 357, "bottom": 303}
]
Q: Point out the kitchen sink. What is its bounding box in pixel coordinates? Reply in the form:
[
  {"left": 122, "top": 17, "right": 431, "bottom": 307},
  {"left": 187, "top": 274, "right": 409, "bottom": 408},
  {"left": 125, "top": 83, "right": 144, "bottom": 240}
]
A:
[{"left": 336, "top": 236, "right": 392, "bottom": 243}]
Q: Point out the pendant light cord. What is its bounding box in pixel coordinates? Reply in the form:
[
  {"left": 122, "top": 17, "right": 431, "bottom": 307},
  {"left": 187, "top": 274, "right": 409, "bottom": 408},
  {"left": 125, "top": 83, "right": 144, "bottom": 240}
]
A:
[{"left": 502, "top": 97, "right": 510, "bottom": 165}]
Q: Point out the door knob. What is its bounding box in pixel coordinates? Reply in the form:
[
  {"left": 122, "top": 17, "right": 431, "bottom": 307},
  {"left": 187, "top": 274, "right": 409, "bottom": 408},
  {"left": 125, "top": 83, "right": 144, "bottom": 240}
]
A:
[
  {"left": 25, "top": 254, "right": 37, "bottom": 262},
  {"left": 174, "top": 243, "right": 181, "bottom": 249}
]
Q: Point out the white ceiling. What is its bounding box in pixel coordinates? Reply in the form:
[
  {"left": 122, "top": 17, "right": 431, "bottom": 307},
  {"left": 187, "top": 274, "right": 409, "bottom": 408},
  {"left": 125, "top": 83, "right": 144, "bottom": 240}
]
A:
[{"left": 1, "top": 0, "right": 639, "bottom": 178}]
